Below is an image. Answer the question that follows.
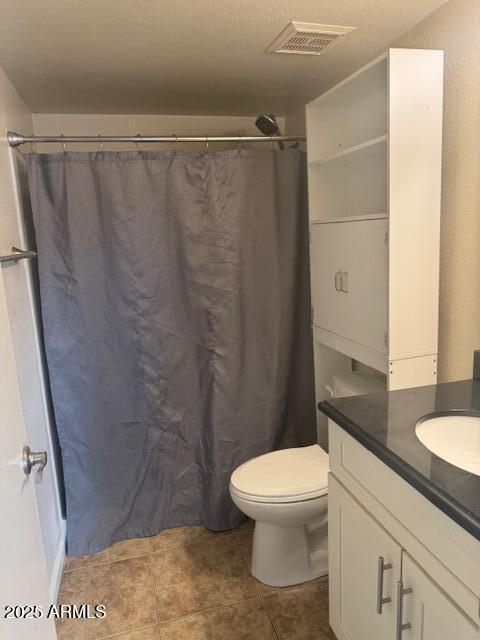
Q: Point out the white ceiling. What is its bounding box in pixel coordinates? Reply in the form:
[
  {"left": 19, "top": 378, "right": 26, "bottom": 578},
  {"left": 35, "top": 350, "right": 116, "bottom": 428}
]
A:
[{"left": 0, "top": 0, "right": 447, "bottom": 116}]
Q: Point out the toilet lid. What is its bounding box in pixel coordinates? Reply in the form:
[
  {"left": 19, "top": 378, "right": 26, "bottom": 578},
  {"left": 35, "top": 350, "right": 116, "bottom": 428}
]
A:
[{"left": 230, "top": 445, "right": 329, "bottom": 503}]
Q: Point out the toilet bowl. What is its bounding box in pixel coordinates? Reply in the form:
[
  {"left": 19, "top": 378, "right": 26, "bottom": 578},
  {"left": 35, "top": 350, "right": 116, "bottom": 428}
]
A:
[
  {"left": 230, "top": 445, "right": 329, "bottom": 587},
  {"left": 230, "top": 371, "right": 386, "bottom": 587}
]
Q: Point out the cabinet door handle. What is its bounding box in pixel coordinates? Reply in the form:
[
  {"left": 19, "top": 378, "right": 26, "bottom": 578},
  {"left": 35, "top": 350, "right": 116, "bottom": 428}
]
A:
[
  {"left": 334, "top": 271, "right": 342, "bottom": 291},
  {"left": 376, "top": 556, "right": 392, "bottom": 614},
  {"left": 341, "top": 271, "right": 348, "bottom": 293},
  {"left": 396, "top": 580, "right": 413, "bottom": 639}
]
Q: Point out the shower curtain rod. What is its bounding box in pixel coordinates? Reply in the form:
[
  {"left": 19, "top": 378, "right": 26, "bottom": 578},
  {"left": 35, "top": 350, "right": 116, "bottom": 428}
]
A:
[{"left": 7, "top": 131, "right": 306, "bottom": 148}]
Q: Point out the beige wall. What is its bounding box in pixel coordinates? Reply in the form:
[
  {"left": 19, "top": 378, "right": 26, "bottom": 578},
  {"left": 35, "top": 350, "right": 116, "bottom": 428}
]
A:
[
  {"left": 32, "top": 113, "right": 285, "bottom": 153},
  {"left": 0, "top": 70, "right": 33, "bottom": 243},
  {"left": 285, "top": 105, "right": 307, "bottom": 138},
  {"left": 390, "top": 0, "right": 480, "bottom": 382}
]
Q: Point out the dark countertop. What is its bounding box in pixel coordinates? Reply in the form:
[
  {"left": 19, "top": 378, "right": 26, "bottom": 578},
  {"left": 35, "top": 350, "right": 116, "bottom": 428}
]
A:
[{"left": 319, "top": 378, "right": 480, "bottom": 540}]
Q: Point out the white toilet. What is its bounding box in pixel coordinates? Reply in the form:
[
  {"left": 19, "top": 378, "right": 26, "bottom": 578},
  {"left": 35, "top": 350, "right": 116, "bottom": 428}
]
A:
[{"left": 229, "top": 371, "right": 384, "bottom": 587}]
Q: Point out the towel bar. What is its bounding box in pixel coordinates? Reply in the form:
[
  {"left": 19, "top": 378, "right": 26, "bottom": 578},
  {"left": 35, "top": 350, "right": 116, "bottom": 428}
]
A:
[{"left": 0, "top": 247, "right": 37, "bottom": 264}]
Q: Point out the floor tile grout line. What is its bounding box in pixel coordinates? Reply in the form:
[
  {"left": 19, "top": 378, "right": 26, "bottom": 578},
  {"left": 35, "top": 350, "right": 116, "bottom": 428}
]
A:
[
  {"left": 159, "top": 593, "right": 263, "bottom": 625},
  {"left": 156, "top": 594, "right": 265, "bottom": 627},
  {"left": 259, "top": 595, "right": 282, "bottom": 640},
  {"left": 63, "top": 551, "right": 152, "bottom": 573},
  {"left": 232, "top": 528, "right": 251, "bottom": 572},
  {"left": 64, "top": 532, "right": 238, "bottom": 573},
  {"left": 150, "top": 532, "right": 258, "bottom": 626},
  {"left": 62, "top": 561, "right": 328, "bottom": 630},
  {"left": 148, "top": 553, "right": 163, "bottom": 639},
  {"left": 97, "top": 560, "right": 159, "bottom": 640},
  {"left": 94, "top": 622, "right": 158, "bottom": 640},
  {"left": 60, "top": 531, "right": 254, "bottom": 629},
  {"left": 61, "top": 558, "right": 160, "bottom": 640},
  {"left": 60, "top": 525, "right": 277, "bottom": 639}
]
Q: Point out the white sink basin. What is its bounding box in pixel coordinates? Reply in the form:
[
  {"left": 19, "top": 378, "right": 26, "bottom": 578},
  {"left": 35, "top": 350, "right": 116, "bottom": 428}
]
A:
[{"left": 415, "top": 413, "right": 480, "bottom": 476}]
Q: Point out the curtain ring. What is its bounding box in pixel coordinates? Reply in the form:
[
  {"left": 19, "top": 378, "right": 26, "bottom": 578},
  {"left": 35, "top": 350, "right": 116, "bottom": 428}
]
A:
[
  {"left": 98, "top": 134, "right": 103, "bottom": 151},
  {"left": 237, "top": 137, "right": 242, "bottom": 154},
  {"left": 60, "top": 134, "right": 66, "bottom": 153},
  {"left": 30, "top": 134, "right": 37, "bottom": 153},
  {"left": 205, "top": 135, "right": 209, "bottom": 153},
  {"left": 135, "top": 134, "right": 141, "bottom": 152}
]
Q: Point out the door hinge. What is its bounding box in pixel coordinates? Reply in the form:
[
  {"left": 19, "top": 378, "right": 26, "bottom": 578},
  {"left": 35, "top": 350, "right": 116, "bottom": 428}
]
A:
[
  {"left": 311, "top": 306, "right": 315, "bottom": 324},
  {"left": 385, "top": 229, "right": 389, "bottom": 245},
  {"left": 384, "top": 331, "right": 389, "bottom": 349}
]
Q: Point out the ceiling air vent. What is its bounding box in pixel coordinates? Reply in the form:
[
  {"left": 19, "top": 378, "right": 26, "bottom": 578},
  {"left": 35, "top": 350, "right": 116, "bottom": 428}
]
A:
[{"left": 267, "top": 22, "right": 355, "bottom": 56}]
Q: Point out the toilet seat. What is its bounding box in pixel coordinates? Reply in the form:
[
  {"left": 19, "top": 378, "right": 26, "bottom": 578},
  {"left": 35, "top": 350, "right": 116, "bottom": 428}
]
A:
[{"left": 230, "top": 444, "right": 329, "bottom": 504}]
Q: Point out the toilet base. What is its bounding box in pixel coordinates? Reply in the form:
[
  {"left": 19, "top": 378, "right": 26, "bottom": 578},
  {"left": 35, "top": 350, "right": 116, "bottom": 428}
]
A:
[{"left": 251, "top": 517, "right": 328, "bottom": 587}]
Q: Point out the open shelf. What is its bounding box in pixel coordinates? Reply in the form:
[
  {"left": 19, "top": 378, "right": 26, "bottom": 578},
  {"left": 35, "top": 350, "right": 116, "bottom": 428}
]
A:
[
  {"left": 307, "top": 55, "right": 388, "bottom": 161},
  {"left": 309, "top": 135, "right": 387, "bottom": 168},
  {"left": 310, "top": 213, "right": 388, "bottom": 225},
  {"left": 308, "top": 136, "right": 388, "bottom": 223}
]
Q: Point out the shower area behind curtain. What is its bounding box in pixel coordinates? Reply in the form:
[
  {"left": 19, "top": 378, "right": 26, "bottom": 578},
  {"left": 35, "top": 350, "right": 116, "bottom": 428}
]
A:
[{"left": 27, "top": 148, "right": 316, "bottom": 556}]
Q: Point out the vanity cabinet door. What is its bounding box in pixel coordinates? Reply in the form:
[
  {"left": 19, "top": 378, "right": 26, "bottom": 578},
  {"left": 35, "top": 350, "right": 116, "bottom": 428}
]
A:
[
  {"left": 399, "top": 553, "right": 479, "bottom": 640},
  {"left": 329, "top": 475, "right": 401, "bottom": 640}
]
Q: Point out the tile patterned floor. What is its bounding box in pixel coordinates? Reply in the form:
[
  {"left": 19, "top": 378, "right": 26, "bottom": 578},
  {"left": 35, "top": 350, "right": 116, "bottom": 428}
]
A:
[{"left": 57, "top": 520, "right": 336, "bottom": 640}]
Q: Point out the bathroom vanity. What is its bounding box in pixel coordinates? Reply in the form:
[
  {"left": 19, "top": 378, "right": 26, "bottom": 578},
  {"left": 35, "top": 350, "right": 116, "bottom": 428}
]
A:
[{"left": 319, "top": 379, "right": 480, "bottom": 640}]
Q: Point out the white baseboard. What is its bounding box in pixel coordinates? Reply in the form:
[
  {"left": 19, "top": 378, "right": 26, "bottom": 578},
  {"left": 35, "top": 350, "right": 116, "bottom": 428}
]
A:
[{"left": 49, "top": 519, "right": 66, "bottom": 604}]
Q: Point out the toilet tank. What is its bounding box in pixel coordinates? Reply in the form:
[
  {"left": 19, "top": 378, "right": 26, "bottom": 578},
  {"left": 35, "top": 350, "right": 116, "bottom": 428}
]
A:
[{"left": 326, "top": 371, "right": 385, "bottom": 399}]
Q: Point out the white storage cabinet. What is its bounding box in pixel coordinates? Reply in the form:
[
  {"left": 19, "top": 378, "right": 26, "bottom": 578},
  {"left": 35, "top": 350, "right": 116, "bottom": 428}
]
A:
[
  {"left": 306, "top": 48, "right": 444, "bottom": 441},
  {"left": 310, "top": 218, "right": 387, "bottom": 355}
]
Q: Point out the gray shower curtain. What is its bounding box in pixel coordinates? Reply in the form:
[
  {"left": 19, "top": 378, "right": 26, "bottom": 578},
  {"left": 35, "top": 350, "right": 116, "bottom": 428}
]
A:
[{"left": 27, "top": 149, "right": 316, "bottom": 556}]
